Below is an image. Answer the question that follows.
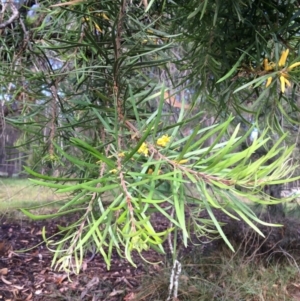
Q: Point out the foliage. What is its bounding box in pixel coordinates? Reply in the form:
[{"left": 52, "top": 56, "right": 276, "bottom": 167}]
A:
[
  {"left": 0, "top": 0, "right": 300, "bottom": 273},
  {"left": 165, "top": 0, "right": 300, "bottom": 131},
  {"left": 23, "top": 108, "right": 299, "bottom": 273}
]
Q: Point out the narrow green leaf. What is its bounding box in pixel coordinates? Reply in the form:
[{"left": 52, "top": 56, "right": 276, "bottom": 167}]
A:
[
  {"left": 217, "top": 51, "right": 248, "bottom": 83},
  {"left": 70, "top": 138, "right": 115, "bottom": 168},
  {"left": 20, "top": 208, "right": 83, "bottom": 220}
]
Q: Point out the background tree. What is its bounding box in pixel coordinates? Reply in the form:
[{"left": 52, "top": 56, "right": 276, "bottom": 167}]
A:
[{"left": 1, "top": 0, "right": 300, "bottom": 277}]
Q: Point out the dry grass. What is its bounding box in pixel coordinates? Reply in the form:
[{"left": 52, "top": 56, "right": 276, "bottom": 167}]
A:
[{"left": 135, "top": 249, "right": 300, "bottom": 301}]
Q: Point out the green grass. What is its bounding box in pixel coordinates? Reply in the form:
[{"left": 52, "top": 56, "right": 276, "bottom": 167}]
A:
[{"left": 0, "top": 178, "right": 68, "bottom": 211}]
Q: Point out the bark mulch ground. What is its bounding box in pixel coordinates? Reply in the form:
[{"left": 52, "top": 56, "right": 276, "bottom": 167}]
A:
[
  {"left": 2, "top": 209, "right": 300, "bottom": 301},
  {"left": 0, "top": 217, "right": 166, "bottom": 301}
]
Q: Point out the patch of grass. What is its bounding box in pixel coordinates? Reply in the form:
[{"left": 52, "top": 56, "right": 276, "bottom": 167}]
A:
[
  {"left": 135, "top": 249, "right": 300, "bottom": 301},
  {"left": 0, "top": 178, "right": 68, "bottom": 212}
]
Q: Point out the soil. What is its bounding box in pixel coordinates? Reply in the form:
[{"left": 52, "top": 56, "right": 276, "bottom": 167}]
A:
[{"left": 0, "top": 217, "right": 166, "bottom": 301}]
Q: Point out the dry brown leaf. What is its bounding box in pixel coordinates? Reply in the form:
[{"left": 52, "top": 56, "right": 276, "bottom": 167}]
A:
[
  {"left": 81, "top": 260, "right": 87, "bottom": 272},
  {"left": 109, "top": 290, "right": 125, "bottom": 297},
  {"left": 54, "top": 273, "right": 68, "bottom": 285},
  {"left": 0, "top": 268, "right": 8, "bottom": 275},
  {"left": 81, "top": 276, "right": 100, "bottom": 298},
  {"left": 12, "top": 285, "right": 24, "bottom": 290},
  {"left": 124, "top": 292, "right": 136, "bottom": 301},
  {"left": 59, "top": 286, "right": 69, "bottom": 292},
  {"left": 86, "top": 276, "right": 99, "bottom": 289},
  {"left": 292, "top": 283, "right": 300, "bottom": 288},
  {"left": 24, "top": 292, "right": 33, "bottom": 301},
  {"left": 1, "top": 275, "right": 12, "bottom": 285},
  {"left": 179, "top": 274, "right": 189, "bottom": 285}
]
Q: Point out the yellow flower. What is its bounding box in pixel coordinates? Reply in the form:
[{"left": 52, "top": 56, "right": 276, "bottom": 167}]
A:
[
  {"left": 263, "top": 58, "right": 276, "bottom": 71},
  {"left": 156, "top": 135, "right": 171, "bottom": 147},
  {"left": 147, "top": 168, "right": 162, "bottom": 174},
  {"left": 118, "top": 152, "right": 125, "bottom": 157},
  {"left": 138, "top": 142, "right": 149, "bottom": 156},
  {"left": 265, "top": 76, "right": 273, "bottom": 88},
  {"left": 278, "top": 49, "right": 289, "bottom": 67},
  {"left": 279, "top": 75, "right": 291, "bottom": 93},
  {"left": 263, "top": 48, "right": 300, "bottom": 93},
  {"left": 147, "top": 168, "right": 154, "bottom": 174},
  {"left": 288, "top": 62, "right": 300, "bottom": 71},
  {"left": 98, "top": 12, "right": 109, "bottom": 21},
  {"left": 110, "top": 169, "right": 117, "bottom": 174}
]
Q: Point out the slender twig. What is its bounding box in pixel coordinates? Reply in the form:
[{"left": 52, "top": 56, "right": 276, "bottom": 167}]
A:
[
  {"left": 166, "top": 259, "right": 182, "bottom": 301},
  {"left": 168, "top": 207, "right": 175, "bottom": 255},
  {"left": 114, "top": 0, "right": 127, "bottom": 139},
  {"left": 268, "top": 247, "right": 300, "bottom": 273},
  {"left": 49, "top": 85, "right": 58, "bottom": 158},
  {"left": 0, "top": 3, "right": 19, "bottom": 29},
  {"left": 118, "top": 155, "right": 136, "bottom": 231}
]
